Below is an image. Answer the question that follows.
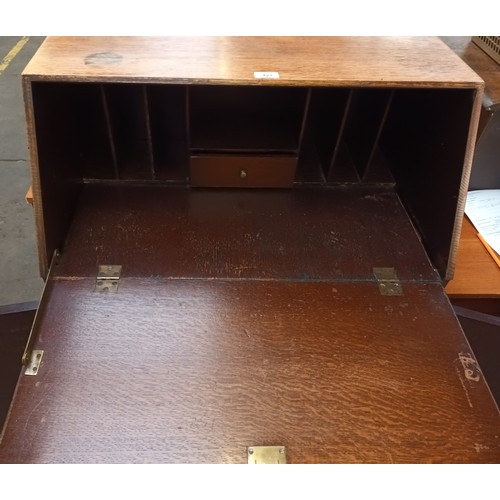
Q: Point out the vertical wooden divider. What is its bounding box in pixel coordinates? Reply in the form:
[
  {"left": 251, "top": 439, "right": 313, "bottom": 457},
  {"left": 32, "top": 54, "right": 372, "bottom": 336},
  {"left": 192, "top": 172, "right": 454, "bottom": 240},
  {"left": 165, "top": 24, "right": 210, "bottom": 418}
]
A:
[
  {"left": 143, "top": 86, "right": 156, "bottom": 180},
  {"left": 185, "top": 86, "right": 192, "bottom": 181},
  {"left": 361, "top": 89, "right": 394, "bottom": 181},
  {"left": 297, "top": 88, "right": 312, "bottom": 155},
  {"left": 100, "top": 85, "right": 119, "bottom": 180},
  {"left": 327, "top": 89, "right": 359, "bottom": 182},
  {"left": 339, "top": 89, "right": 394, "bottom": 181}
]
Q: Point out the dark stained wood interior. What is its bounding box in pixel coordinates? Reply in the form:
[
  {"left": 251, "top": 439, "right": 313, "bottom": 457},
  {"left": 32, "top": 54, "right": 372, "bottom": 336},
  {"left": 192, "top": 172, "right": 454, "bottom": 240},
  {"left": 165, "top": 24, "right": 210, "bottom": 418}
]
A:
[
  {"left": 147, "top": 85, "right": 189, "bottom": 182},
  {"left": 307, "top": 88, "right": 354, "bottom": 182},
  {"left": 103, "top": 84, "right": 154, "bottom": 180},
  {"left": 53, "top": 184, "right": 438, "bottom": 282},
  {"left": 188, "top": 86, "right": 308, "bottom": 153},
  {"left": 343, "top": 88, "right": 394, "bottom": 180},
  {"left": 380, "top": 88, "right": 475, "bottom": 279},
  {"left": 29, "top": 81, "right": 477, "bottom": 280}
]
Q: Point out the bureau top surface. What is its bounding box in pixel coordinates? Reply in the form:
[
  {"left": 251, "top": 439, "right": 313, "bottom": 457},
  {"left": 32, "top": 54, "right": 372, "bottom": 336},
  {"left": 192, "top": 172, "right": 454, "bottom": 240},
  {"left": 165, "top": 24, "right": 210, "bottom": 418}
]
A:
[{"left": 23, "top": 36, "right": 483, "bottom": 87}]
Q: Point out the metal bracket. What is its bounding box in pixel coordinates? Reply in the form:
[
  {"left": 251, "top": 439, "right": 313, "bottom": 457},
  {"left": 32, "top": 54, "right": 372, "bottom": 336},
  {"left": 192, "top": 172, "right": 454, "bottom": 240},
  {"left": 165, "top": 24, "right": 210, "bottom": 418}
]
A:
[
  {"left": 25, "top": 349, "right": 44, "bottom": 376},
  {"left": 247, "top": 446, "right": 287, "bottom": 464},
  {"left": 22, "top": 249, "right": 60, "bottom": 367},
  {"left": 95, "top": 265, "right": 122, "bottom": 293},
  {"left": 373, "top": 267, "right": 403, "bottom": 296}
]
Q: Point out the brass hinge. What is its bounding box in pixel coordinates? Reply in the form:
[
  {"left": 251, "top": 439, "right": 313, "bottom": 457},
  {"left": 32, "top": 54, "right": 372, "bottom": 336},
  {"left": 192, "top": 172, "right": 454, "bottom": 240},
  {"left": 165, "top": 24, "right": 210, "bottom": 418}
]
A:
[
  {"left": 95, "top": 265, "right": 122, "bottom": 293},
  {"left": 22, "top": 249, "right": 60, "bottom": 371},
  {"left": 25, "top": 350, "right": 44, "bottom": 376},
  {"left": 247, "top": 446, "right": 287, "bottom": 464},
  {"left": 373, "top": 267, "right": 403, "bottom": 296}
]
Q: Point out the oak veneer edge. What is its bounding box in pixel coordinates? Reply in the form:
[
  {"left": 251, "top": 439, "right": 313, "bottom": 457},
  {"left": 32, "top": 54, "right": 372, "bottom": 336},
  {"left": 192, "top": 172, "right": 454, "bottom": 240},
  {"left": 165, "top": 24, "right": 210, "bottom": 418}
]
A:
[
  {"left": 22, "top": 76, "right": 49, "bottom": 279},
  {"left": 17, "top": 73, "right": 486, "bottom": 89},
  {"left": 445, "top": 85, "right": 485, "bottom": 282}
]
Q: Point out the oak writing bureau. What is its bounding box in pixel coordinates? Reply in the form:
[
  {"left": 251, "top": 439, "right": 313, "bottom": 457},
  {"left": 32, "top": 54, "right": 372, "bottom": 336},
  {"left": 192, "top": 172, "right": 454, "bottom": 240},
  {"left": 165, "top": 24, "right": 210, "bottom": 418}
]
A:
[{"left": 1, "top": 37, "right": 500, "bottom": 463}]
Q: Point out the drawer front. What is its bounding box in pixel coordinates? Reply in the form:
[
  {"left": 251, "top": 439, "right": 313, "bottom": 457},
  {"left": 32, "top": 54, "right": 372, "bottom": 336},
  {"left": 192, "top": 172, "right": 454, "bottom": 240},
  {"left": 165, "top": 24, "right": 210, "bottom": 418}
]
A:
[{"left": 190, "top": 155, "right": 297, "bottom": 188}]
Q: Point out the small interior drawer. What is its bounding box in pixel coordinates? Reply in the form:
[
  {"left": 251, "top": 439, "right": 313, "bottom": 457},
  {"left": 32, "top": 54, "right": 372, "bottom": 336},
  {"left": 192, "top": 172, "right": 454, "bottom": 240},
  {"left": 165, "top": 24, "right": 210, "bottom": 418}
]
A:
[{"left": 190, "top": 155, "right": 297, "bottom": 188}]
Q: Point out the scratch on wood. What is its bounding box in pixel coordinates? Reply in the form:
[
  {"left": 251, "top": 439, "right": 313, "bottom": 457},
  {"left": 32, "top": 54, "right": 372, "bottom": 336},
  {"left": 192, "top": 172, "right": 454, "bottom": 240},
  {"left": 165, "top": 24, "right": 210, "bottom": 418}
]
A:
[
  {"left": 474, "top": 443, "right": 490, "bottom": 453},
  {"left": 458, "top": 353, "right": 481, "bottom": 382},
  {"left": 84, "top": 52, "right": 123, "bottom": 66},
  {"left": 22, "top": 395, "right": 47, "bottom": 451},
  {"left": 454, "top": 366, "right": 473, "bottom": 409}
]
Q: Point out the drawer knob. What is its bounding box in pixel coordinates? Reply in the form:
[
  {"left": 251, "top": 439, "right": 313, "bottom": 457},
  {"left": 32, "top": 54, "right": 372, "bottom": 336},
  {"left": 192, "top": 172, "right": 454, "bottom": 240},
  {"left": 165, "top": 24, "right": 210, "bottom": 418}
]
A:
[{"left": 240, "top": 169, "right": 247, "bottom": 179}]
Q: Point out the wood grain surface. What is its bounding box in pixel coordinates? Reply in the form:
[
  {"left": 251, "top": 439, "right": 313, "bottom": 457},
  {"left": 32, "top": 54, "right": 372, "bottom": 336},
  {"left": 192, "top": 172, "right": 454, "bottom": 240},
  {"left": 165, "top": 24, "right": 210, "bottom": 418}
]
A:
[
  {"left": 190, "top": 155, "right": 297, "bottom": 188},
  {"left": 23, "top": 37, "right": 482, "bottom": 88},
  {"left": 11, "top": 37, "right": 497, "bottom": 464},
  {"left": 23, "top": 38, "right": 484, "bottom": 280},
  {"left": 1, "top": 280, "right": 499, "bottom": 463},
  {"left": 53, "top": 184, "right": 438, "bottom": 282}
]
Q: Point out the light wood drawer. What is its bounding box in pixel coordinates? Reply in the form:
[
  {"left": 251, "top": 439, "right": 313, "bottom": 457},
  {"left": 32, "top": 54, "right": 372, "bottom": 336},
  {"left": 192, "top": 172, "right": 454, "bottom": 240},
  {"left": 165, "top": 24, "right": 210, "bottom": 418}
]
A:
[{"left": 190, "top": 155, "right": 297, "bottom": 188}]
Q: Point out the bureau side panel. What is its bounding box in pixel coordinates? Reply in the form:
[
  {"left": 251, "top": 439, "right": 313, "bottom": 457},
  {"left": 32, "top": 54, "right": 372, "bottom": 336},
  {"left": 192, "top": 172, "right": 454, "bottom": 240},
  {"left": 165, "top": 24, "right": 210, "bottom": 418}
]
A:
[
  {"left": 25, "top": 79, "right": 87, "bottom": 278},
  {"left": 23, "top": 77, "right": 49, "bottom": 277}
]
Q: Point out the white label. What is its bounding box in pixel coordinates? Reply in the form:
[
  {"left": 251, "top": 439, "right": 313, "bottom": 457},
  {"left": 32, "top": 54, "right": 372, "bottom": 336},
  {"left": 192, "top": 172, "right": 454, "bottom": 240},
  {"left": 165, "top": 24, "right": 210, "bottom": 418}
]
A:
[{"left": 254, "top": 71, "right": 280, "bottom": 79}]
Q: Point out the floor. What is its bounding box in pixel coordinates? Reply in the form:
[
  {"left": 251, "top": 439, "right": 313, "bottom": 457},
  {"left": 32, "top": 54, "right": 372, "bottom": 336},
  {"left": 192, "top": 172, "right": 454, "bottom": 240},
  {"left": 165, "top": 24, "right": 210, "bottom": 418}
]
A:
[{"left": 0, "top": 36, "right": 46, "bottom": 306}]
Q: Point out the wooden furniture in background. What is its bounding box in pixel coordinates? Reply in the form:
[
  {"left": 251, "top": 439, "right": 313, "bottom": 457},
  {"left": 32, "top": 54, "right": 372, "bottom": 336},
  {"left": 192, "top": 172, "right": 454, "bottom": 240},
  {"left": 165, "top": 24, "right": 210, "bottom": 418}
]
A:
[
  {"left": 1, "top": 37, "right": 499, "bottom": 463},
  {"left": 441, "top": 37, "right": 500, "bottom": 314},
  {"left": 446, "top": 217, "right": 500, "bottom": 301}
]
